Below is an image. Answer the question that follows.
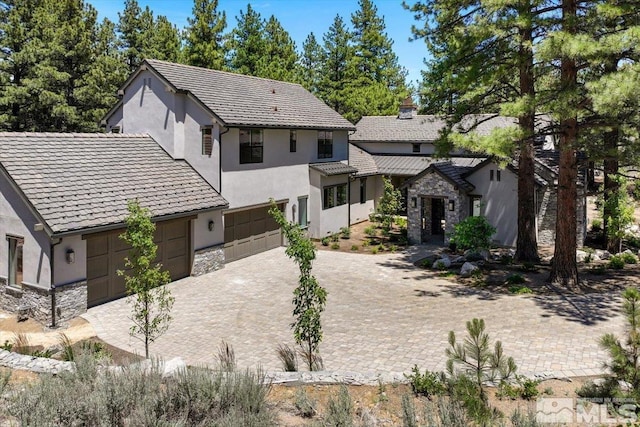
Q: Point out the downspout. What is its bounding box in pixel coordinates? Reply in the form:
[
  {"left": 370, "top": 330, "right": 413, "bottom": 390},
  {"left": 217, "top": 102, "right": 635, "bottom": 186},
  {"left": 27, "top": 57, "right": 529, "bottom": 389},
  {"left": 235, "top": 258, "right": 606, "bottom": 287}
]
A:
[
  {"left": 218, "top": 125, "right": 230, "bottom": 194},
  {"left": 49, "top": 237, "right": 62, "bottom": 328}
]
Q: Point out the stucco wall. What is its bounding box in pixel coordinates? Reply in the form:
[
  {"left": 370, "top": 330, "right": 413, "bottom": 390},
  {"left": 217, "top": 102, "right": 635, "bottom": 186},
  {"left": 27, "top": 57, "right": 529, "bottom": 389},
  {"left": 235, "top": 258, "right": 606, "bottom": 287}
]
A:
[
  {"left": 465, "top": 162, "right": 518, "bottom": 247},
  {"left": 52, "top": 235, "right": 87, "bottom": 286},
  {"left": 0, "top": 176, "right": 51, "bottom": 288},
  {"left": 350, "top": 176, "right": 376, "bottom": 224}
]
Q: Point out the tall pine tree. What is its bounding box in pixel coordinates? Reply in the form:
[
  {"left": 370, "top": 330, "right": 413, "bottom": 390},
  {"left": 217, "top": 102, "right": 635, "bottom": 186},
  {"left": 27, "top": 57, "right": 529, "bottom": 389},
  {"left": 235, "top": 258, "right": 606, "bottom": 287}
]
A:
[
  {"left": 183, "top": 0, "right": 227, "bottom": 70},
  {"left": 298, "top": 32, "right": 323, "bottom": 93},
  {"left": 226, "top": 4, "right": 265, "bottom": 76},
  {"left": 257, "top": 15, "right": 298, "bottom": 81},
  {"left": 318, "top": 14, "right": 353, "bottom": 119}
]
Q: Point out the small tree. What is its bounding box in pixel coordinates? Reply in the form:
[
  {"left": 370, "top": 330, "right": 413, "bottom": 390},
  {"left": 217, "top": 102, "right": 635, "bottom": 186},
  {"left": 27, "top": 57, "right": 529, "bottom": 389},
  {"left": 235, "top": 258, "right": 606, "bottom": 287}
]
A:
[
  {"left": 376, "top": 176, "right": 402, "bottom": 230},
  {"left": 446, "top": 318, "right": 517, "bottom": 403},
  {"left": 268, "top": 200, "right": 327, "bottom": 371},
  {"left": 603, "top": 175, "right": 635, "bottom": 254},
  {"left": 118, "top": 200, "right": 173, "bottom": 359},
  {"left": 600, "top": 288, "right": 640, "bottom": 399}
]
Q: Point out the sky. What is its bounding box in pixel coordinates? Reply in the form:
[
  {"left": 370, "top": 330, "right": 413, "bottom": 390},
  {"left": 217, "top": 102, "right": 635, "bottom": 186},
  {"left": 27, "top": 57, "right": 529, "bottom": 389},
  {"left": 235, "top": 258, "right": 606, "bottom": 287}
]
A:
[{"left": 91, "top": 0, "right": 429, "bottom": 85}]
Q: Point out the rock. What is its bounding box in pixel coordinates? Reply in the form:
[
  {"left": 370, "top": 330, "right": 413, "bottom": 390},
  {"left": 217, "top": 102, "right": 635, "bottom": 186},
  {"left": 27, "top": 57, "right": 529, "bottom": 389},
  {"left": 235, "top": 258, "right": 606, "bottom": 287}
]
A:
[
  {"left": 623, "top": 249, "right": 635, "bottom": 256},
  {"left": 450, "top": 255, "right": 466, "bottom": 264},
  {"left": 595, "top": 249, "right": 611, "bottom": 260},
  {"left": 591, "top": 253, "right": 601, "bottom": 261},
  {"left": 464, "top": 249, "right": 490, "bottom": 262},
  {"left": 460, "top": 262, "right": 479, "bottom": 278},
  {"left": 576, "top": 250, "right": 588, "bottom": 263},
  {"left": 432, "top": 256, "right": 451, "bottom": 269},
  {"left": 162, "top": 357, "right": 186, "bottom": 377}
]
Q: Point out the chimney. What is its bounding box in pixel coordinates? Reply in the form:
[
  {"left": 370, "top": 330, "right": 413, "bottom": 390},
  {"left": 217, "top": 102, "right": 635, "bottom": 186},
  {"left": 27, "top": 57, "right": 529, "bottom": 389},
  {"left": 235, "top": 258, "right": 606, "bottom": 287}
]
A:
[{"left": 398, "top": 96, "right": 417, "bottom": 120}]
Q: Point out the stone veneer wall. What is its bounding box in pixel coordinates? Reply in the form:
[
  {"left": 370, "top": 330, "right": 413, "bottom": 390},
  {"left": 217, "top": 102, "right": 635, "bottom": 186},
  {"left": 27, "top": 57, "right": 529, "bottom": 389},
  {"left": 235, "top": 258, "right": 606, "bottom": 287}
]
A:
[
  {"left": 192, "top": 244, "right": 225, "bottom": 276},
  {"left": 0, "top": 277, "right": 86, "bottom": 325},
  {"left": 536, "top": 185, "right": 586, "bottom": 248},
  {"left": 407, "top": 172, "right": 466, "bottom": 245}
]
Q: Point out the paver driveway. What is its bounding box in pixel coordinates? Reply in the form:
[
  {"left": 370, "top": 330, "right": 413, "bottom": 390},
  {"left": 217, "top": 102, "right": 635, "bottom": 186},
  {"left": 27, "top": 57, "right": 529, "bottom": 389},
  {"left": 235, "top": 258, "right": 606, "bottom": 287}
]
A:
[{"left": 83, "top": 247, "right": 626, "bottom": 378}]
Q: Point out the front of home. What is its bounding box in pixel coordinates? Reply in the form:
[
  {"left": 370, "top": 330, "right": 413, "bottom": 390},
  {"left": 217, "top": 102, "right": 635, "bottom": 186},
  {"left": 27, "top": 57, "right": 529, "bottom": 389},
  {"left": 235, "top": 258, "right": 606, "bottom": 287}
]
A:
[{"left": 103, "top": 60, "right": 356, "bottom": 262}]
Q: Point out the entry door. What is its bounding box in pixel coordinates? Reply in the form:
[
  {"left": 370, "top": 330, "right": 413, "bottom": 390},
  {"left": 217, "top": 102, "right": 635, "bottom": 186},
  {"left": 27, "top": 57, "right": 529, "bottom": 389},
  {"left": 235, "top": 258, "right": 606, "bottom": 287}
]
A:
[{"left": 431, "top": 198, "right": 445, "bottom": 235}]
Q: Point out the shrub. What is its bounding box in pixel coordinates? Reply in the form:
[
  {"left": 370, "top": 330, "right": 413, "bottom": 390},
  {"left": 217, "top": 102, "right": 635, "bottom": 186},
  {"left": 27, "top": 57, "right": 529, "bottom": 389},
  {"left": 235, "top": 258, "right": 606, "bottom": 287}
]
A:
[
  {"left": 340, "top": 227, "right": 351, "bottom": 239},
  {"left": 622, "top": 252, "right": 638, "bottom": 264},
  {"left": 405, "top": 365, "right": 446, "bottom": 398},
  {"left": 497, "top": 377, "right": 540, "bottom": 400},
  {"left": 377, "top": 244, "right": 385, "bottom": 252},
  {"left": 276, "top": 344, "right": 297, "bottom": 372},
  {"left": 509, "top": 285, "right": 533, "bottom": 295},
  {"left": 449, "top": 216, "right": 496, "bottom": 250},
  {"left": 294, "top": 387, "right": 316, "bottom": 418},
  {"left": 364, "top": 226, "right": 378, "bottom": 238},
  {"left": 506, "top": 273, "right": 525, "bottom": 285},
  {"left": 324, "top": 385, "right": 353, "bottom": 426},
  {"left": 330, "top": 242, "right": 340, "bottom": 250},
  {"left": 434, "top": 260, "right": 447, "bottom": 271},
  {"left": 401, "top": 394, "right": 418, "bottom": 427},
  {"left": 350, "top": 244, "right": 359, "bottom": 251},
  {"left": 216, "top": 340, "right": 236, "bottom": 372},
  {"left": 330, "top": 233, "right": 340, "bottom": 243},
  {"left": 371, "top": 247, "right": 379, "bottom": 254},
  {"left": 362, "top": 239, "right": 370, "bottom": 247},
  {"left": 591, "top": 218, "right": 602, "bottom": 232},
  {"left": 321, "top": 237, "right": 330, "bottom": 246},
  {"left": 389, "top": 245, "right": 398, "bottom": 252},
  {"left": 423, "top": 396, "right": 470, "bottom": 426},
  {"left": 609, "top": 254, "right": 625, "bottom": 269}
]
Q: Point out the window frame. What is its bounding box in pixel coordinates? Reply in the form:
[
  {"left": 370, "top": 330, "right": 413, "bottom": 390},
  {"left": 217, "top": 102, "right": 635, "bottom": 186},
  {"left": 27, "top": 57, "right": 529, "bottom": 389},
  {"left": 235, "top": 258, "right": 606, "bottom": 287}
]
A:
[
  {"left": 490, "top": 170, "right": 494, "bottom": 181},
  {"left": 7, "top": 235, "right": 24, "bottom": 288},
  {"left": 298, "top": 196, "right": 308, "bottom": 228},
  {"left": 359, "top": 178, "right": 367, "bottom": 204},
  {"left": 290, "top": 130, "right": 297, "bottom": 153},
  {"left": 201, "top": 126, "right": 213, "bottom": 156},
  {"left": 496, "top": 170, "right": 501, "bottom": 181},
  {"left": 412, "top": 143, "right": 420, "bottom": 153},
  {"left": 317, "top": 130, "right": 333, "bottom": 159},
  {"left": 239, "top": 128, "right": 264, "bottom": 164},
  {"left": 470, "top": 196, "right": 482, "bottom": 216},
  {"left": 323, "top": 183, "right": 347, "bottom": 209}
]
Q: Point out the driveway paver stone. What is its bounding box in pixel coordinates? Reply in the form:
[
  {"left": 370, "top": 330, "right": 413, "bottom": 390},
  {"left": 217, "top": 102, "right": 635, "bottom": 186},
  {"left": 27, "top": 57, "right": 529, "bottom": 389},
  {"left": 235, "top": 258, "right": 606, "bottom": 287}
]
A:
[{"left": 83, "top": 247, "right": 625, "bottom": 378}]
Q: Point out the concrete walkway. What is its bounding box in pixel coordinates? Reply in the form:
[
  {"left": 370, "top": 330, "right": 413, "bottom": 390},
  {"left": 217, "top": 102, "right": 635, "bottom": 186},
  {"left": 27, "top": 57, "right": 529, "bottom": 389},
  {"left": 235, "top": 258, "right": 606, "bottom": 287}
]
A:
[{"left": 83, "top": 247, "right": 626, "bottom": 378}]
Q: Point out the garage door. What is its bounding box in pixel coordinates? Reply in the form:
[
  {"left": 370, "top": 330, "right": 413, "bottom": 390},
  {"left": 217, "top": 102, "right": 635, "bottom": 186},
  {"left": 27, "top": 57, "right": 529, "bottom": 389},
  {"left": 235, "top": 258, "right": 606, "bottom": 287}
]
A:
[
  {"left": 224, "top": 205, "right": 282, "bottom": 262},
  {"left": 86, "top": 218, "right": 190, "bottom": 307}
]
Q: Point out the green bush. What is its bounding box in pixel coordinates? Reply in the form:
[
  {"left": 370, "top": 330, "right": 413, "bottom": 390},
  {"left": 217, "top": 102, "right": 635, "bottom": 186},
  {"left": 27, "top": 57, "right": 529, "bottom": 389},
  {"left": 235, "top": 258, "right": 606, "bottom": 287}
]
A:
[
  {"left": 321, "top": 237, "right": 330, "bottom": 246},
  {"left": 609, "top": 254, "right": 625, "bottom": 269},
  {"left": 323, "top": 385, "right": 353, "bottom": 426},
  {"left": 506, "top": 273, "right": 525, "bottom": 285},
  {"left": 340, "top": 227, "right": 351, "bottom": 239},
  {"left": 622, "top": 252, "right": 638, "bottom": 264},
  {"left": 405, "top": 365, "right": 446, "bottom": 397},
  {"left": 449, "top": 216, "right": 496, "bottom": 251},
  {"left": 294, "top": 387, "right": 316, "bottom": 418},
  {"left": 330, "top": 233, "right": 340, "bottom": 243},
  {"left": 330, "top": 242, "right": 340, "bottom": 250},
  {"left": 591, "top": 218, "right": 602, "bottom": 232},
  {"left": 350, "top": 244, "right": 359, "bottom": 251},
  {"left": 364, "top": 226, "right": 378, "bottom": 238},
  {"left": 509, "top": 285, "right": 533, "bottom": 295}
]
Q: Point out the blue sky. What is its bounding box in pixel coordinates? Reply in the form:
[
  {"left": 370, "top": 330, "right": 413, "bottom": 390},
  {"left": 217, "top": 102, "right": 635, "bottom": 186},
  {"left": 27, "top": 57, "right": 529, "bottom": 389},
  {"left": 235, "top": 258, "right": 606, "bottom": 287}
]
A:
[{"left": 91, "top": 0, "right": 428, "bottom": 86}]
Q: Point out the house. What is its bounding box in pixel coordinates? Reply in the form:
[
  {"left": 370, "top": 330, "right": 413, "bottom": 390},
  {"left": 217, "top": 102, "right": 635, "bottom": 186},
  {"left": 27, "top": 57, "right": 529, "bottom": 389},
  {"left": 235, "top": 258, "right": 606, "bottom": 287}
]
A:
[
  {"left": 349, "top": 100, "right": 587, "bottom": 247},
  {"left": 103, "top": 59, "right": 356, "bottom": 262},
  {"left": 0, "top": 133, "right": 228, "bottom": 325}
]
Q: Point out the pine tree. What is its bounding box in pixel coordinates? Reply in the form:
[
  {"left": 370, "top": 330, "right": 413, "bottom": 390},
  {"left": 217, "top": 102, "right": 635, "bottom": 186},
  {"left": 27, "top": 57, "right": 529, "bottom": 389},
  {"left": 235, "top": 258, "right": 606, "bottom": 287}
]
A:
[
  {"left": 298, "top": 32, "right": 323, "bottom": 93},
  {"left": 257, "top": 15, "right": 298, "bottom": 81},
  {"left": 183, "top": 0, "right": 227, "bottom": 70},
  {"left": 227, "top": 4, "right": 265, "bottom": 76},
  {"left": 318, "top": 14, "right": 353, "bottom": 118}
]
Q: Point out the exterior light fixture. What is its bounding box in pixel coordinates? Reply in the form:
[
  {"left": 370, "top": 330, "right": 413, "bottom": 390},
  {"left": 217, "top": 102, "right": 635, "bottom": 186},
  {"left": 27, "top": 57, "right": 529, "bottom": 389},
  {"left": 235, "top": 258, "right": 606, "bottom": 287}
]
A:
[
  {"left": 411, "top": 197, "right": 417, "bottom": 208},
  {"left": 65, "top": 249, "right": 75, "bottom": 264},
  {"left": 448, "top": 200, "right": 455, "bottom": 211}
]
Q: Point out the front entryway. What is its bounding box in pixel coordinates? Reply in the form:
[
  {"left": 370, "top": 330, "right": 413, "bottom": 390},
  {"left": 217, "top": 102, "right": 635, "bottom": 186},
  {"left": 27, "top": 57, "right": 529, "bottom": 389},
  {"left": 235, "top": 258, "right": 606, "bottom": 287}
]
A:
[{"left": 420, "top": 197, "right": 445, "bottom": 244}]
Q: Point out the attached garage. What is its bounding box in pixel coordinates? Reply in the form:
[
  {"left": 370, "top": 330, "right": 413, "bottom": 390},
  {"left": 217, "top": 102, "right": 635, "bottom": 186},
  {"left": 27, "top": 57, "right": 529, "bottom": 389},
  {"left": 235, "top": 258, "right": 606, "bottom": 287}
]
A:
[
  {"left": 86, "top": 218, "right": 191, "bottom": 307},
  {"left": 224, "top": 205, "right": 283, "bottom": 262}
]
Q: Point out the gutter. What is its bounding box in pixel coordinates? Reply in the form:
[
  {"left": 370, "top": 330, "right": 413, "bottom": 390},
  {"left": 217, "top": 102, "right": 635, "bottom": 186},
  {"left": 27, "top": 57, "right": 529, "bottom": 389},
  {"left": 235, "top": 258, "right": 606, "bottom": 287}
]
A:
[{"left": 49, "top": 238, "right": 62, "bottom": 328}]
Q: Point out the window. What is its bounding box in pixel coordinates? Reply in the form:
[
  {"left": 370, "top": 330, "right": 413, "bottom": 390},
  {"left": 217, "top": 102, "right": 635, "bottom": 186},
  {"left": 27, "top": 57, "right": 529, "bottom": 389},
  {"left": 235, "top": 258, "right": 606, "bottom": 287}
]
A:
[
  {"left": 490, "top": 170, "right": 494, "bottom": 181},
  {"left": 359, "top": 178, "right": 367, "bottom": 204},
  {"left": 496, "top": 170, "right": 501, "bottom": 181},
  {"left": 110, "top": 126, "right": 121, "bottom": 134},
  {"left": 143, "top": 77, "right": 152, "bottom": 91},
  {"left": 323, "top": 184, "right": 347, "bottom": 209},
  {"left": 317, "top": 130, "right": 333, "bottom": 159},
  {"left": 490, "top": 169, "right": 501, "bottom": 182},
  {"left": 7, "top": 236, "right": 23, "bottom": 287},
  {"left": 471, "top": 197, "right": 482, "bottom": 216},
  {"left": 201, "top": 126, "right": 213, "bottom": 156},
  {"left": 239, "top": 129, "right": 263, "bottom": 163},
  {"left": 290, "top": 130, "right": 297, "bottom": 152},
  {"left": 412, "top": 143, "right": 420, "bottom": 153},
  {"left": 298, "top": 196, "right": 308, "bottom": 227}
]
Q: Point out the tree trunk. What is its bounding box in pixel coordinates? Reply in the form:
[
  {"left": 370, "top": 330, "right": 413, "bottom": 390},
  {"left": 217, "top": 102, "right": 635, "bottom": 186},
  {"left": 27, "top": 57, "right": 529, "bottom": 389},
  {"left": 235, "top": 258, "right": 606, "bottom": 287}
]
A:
[
  {"left": 515, "top": 13, "right": 539, "bottom": 262},
  {"left": 549, "top": 0, "right": 579, "bottom": 287}
]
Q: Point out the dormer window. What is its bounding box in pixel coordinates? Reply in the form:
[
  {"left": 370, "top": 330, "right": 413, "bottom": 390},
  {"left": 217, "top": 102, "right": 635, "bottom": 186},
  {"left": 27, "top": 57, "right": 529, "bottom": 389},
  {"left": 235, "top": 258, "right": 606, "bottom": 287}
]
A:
[
  {"left": 240, "top": 129, "right": 263, "bottom": 163},
  {"left": 318, "top": 130, "right": 333, "bottom": 159},
  {"left": 412, "top": 143, "right": 420, "bottom": 153},
  {"left": 201, "top": 126, "right": 213, "bottom": 156}
]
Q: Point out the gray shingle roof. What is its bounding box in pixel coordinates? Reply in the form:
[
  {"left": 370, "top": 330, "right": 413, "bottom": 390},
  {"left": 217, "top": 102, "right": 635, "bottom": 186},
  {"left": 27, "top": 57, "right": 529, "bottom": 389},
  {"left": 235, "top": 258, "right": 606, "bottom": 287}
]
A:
[
  {"left": 432, "top": 163, "right": 476, "bottom": 192},
  {"left": 144, "top": 59, "right": 355, "bottom": 131},
  {"left": 349, "top": 144, "right": 378, "bottom": 177},
  {"left": 309, "top": 162, "right": 358, "bottom": 176},
  {"left": 351, "top": 114, "right": 517, "bottom": 143},
  {"left": 373, "top": 155, "right": 485, "bottom": 176},
  {"left": 0, "top": 133, "right": 228, "bottom": 235}
]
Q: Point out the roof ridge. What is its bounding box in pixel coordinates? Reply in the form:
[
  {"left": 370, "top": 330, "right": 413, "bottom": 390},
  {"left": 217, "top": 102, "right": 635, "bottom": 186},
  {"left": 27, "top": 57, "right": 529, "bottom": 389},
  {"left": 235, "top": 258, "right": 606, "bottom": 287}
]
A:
[
  {"left": 146, "top": 59, "right": 306, "bottom": 88},
  {"left": 0, "top": 132, "right": 150, "bottom": 138}
]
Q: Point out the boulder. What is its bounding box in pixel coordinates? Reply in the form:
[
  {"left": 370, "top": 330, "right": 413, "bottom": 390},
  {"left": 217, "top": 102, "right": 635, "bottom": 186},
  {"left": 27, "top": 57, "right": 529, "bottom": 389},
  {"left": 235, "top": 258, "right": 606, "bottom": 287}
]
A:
[
  {"left": 464, "top": 249, "right": 490, "bottom": 262},
  {"left": 460, "top": 262, "right": 479, "bottom": 278},
  {"left": 595, "top": 249, "right": 611, "bottom": 260},
  {"left": 162, "top": 357, "right": 187, "bottom": 377},
  {"left": 432, "top": 255, "right": 451, "bottom": 269},
  {"left": 576, "top": 250, "right": 588, "bottom": 263}
]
